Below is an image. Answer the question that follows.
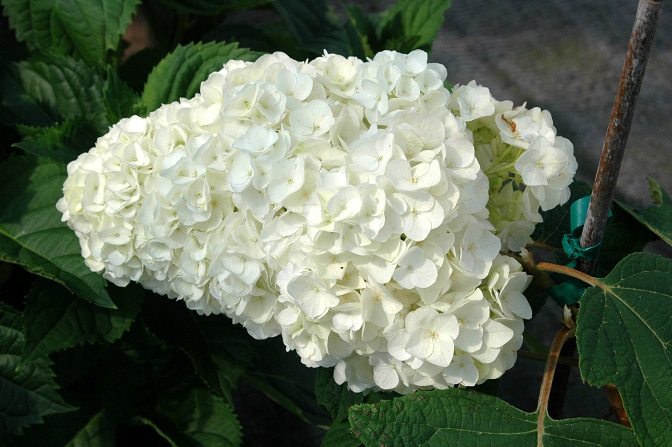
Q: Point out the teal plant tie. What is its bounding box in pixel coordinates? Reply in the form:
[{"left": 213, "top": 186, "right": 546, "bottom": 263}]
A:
[{"left": 548, "top": 196, "right": 611, "bottom": 306}]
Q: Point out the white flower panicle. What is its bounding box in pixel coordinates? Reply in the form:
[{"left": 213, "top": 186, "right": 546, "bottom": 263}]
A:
[{"left": 58, "top": 50, "right": 575, "bottom": 393}]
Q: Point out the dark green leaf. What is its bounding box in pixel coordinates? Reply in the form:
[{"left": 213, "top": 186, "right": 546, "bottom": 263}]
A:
[
  {"left": 321, "top": 420, "right": 361, "bottom": 447},
  {"left": 380, "top": 0, "right": 452, "bottom": 53},
  {"left": 4, "top": 409, "right": 114, "bottom": 447},
  {"left": 0, "top": 156, "right": 113, "bottom": 308},
  {"left": 349, "top": 388, "right": 636, "bottom": 446},
  {"left": 21, "top": 280, "right": 143, "bottom": 362},
  {"left": 0, "top": 62, "right": 54, "bottom": 127},
  {"left": 152, "top": 0, "right": 271, "bottom": 15},
  {"left": 12, "top": 119, "right": 99, "bottom": 164},
  {"left": 63, "top": 410, "right": 116, "bottom": 447},
  {"left": 3, "top": 0, "right": 141, "bottom": 68},
  {"left": 0, "top": 303, "right": 75, "bottom": 436},
  {"left": 103, "top": 67, "right": 145, "bottom": 124},
  {"left": 142, "top": 296, "right": 253, "bottom": 405},
  {"left": 273, "top": 0, "right": 349, "bottom": 56},
  {"left": 142, "top": 42, "right": 261, "bottom": 111},
  {"left": 597, "top": 205, "right": 657, "bottom": 272},
  {"left": 96, "top": 323, "right": 196, "bottom": 417},
  {"left": 618, "top": 177, "right": 672, "bottom": 246},
  {"left": 343, "top": 5, "right": 378, "bottom": 59},
  {"left": 244, "top": 336, "right": 329, "bottom": 427},
  {"left": 315, "top": 368, "right": 363, "bottom": 422},
  {"left": 145, "top": 388, "right": 242, "bottom": 447},
  {"left": 15, "top": 55, "right": 107, "bottom": 132},
  {"left": 577, "top": 252, "right": 672, "bottom": 447}
]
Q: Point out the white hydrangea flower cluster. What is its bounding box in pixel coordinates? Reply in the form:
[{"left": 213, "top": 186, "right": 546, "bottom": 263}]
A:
[{"left": 57, "top": 50, "right": 576, "bottom": 393}]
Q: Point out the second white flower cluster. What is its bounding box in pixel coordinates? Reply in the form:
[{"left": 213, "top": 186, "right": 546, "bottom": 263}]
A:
[{"left": 58, "top": 49, "right": 576, "bottom": 393}]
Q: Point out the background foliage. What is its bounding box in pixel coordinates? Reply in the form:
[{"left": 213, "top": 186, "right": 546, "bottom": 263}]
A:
[{"left": 0, "top": 0, "right": 670, "bottom": 445}]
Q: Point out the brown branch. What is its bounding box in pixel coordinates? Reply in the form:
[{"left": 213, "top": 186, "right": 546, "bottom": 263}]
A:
[
  {"left": 547, "top": 1, "right": 664, "bottom": 422},
  {"left": 537, "top": 327, "right": 576, "bottom": 442},
  {"left": 604, "top": 384, "right": 632, "bottom": 427},
  {"left": 578, "top": 0, "right": 665, "bottom": 274},
  {"left": 535, "top": 262, "right": 600, "bottom": 288}
]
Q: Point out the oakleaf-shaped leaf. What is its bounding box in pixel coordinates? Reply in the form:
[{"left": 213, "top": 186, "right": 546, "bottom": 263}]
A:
[
  {"left": 22, "top": 280, "right": 142, "bottom": 362},
  {"left": 144, "top": 388, "right": 242, "bottom": 447},
  {"left": 349, "top": 388, "right": 636, "bottom": 446},
  {"left": 0, "top": 156, "right": 113, "bottom": 308},
  {"left": 3, "top": 0, "right": 141, "bottom": 69},
  {"left": 619, "top": 177, "right": 672, "bottom": 246},
  {"left": 380, "top": 0, "right": 452, "bottom": 53},
  {"left": 0, "top": 303, "right": 75, "bottom": 435},
  {"left": 577, "top": 252, "right": 672, "bottom": 446},
  {"left": 142, "top": 42, "right": 261, "bottom": 111}
]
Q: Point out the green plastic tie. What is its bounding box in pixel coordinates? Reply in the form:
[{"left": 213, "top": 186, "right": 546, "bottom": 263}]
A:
[{"left": 548, "top": 196, "right": 611, "bottom": 306}]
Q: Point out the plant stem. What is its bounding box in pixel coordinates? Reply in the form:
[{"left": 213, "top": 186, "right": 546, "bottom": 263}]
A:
[
  {"left": 537, "top": 326, "right": 575, "bottom": 441},
  {"left": 547, "top": 0, "right": 664, "bottom": 422},
  {"left": 604, "top": 384, "right": 632, "bottom": 427},
  {"left": 578, "top": 0, "right": 665, "bottom": 274}
]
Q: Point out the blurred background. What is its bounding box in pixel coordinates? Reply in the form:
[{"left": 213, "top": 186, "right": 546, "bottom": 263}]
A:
[{"left": 436, "top": 0, "right": 672, "bottom": 208}]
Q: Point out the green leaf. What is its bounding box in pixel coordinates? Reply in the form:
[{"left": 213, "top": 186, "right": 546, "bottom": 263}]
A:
[
  {"left": 96, "top": 322, "right": 197, "bottom": 417},
  {"left": 597, "top": 205, "right": 657, "bottom": 272},
  {"left": 0, "top": 303, "right": 75, "bottom": 436},
  {"left": 349, "top": 388, "right": 636, "bottom": 446},
  {"left": 343, "top": 5, "right": 378, "bottom": 59},
  {"left": 244, "top": 336, "right": 329, "bottom": 427},
  {"left": 145, "top": 388, "right": 242, "bottom": 447},
  {"left": 322, "top": 420, "right": 361, "bottom": 447},
  {"left": 619, "top": 177, "right": 672, "bottom": 246},
  {"left": 315, "top": 368, "right": 363, "bottom": 422},
  {"left": 4, "top": 409, "right": 115, "bottom": 447},
  {"left": 3, "top": 0, "right": 141, "bottom": 68},
  {"left": 273, "top": 0, "right": 350, "bottom": 56},
  {"left": 142, "top": 42, "right": 261, "bottom": 111},
  {"left": 142, "top": 296, "right": 253, "bottom": 405},
  {"left": 15, "top": 55, "right": 107, "bottom": 132},
  {"left": 103, "top": 67, "right": 144, "bottom": 124},
  {"left": 12, "top": 119, "right": 99, "bottom": 164},
  {"left": 379, "top": 0, "right": 452, "bottom": 53},
  {"left": 577, "top": 252, "right": 672, "bottom": 446},
  {"left": 21, "top": 280, "right": 143, "bottom": 362},
  {"left": 0, "top": 61, "right": 54, "bottom": 127},
  {"left": 152, "top": 0, "right": 271, "bottom": 15},
  {"left": 0, "top": 156, "right": 113, "bottom": 308},
  {"left": 64, "top": 410, "right": 116, "bottom": 447}
]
